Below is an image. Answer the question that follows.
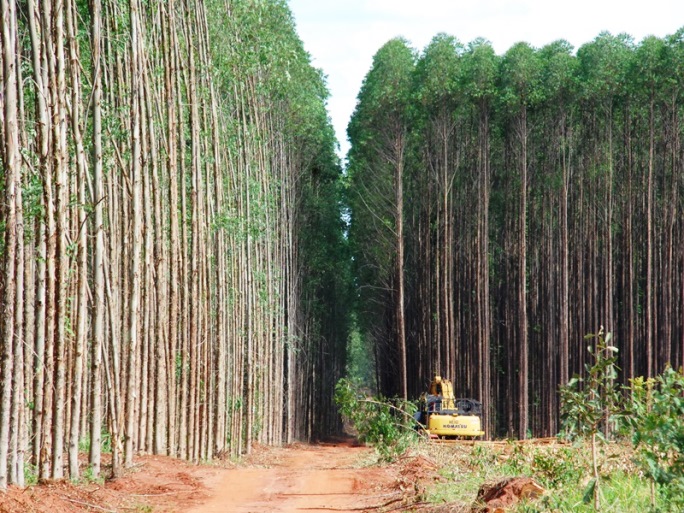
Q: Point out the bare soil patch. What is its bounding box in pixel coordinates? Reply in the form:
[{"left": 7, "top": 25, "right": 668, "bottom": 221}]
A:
[
  {"left": 0, "top": 454, "right": 217, "bottom": 513},
  {"left": 0, "top": 439, "right": 442, "bottom": 513}
]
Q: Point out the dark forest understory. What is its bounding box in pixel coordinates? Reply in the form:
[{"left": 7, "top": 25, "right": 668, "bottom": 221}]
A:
[{"left": 347, "top": 31, "right": 684, "bottom": 439}]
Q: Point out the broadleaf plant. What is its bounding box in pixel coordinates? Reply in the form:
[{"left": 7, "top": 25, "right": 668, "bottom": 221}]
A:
[
  {"left": 559, "top": 328, "right": 621, "bottom": 510},
  {"left": 624, "top": 366, "right": 684, "bottom": 510}
]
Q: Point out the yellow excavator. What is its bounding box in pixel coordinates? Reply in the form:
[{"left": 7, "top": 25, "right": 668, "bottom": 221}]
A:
[{"left": 414, "top": 375, "right": 485, "bottom": 439}]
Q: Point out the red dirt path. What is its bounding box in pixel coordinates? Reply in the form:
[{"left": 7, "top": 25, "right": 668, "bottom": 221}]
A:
[
  {"left": 188, "top": 442, "right": 395, "bottom": 513},
  {"left": 0, "top": 441, "right": 410, "bottom": 513}
]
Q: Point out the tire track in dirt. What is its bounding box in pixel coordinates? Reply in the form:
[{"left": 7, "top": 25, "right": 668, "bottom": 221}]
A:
[{"left": 187, "top": 442, "right": 394, "bottom": 512}]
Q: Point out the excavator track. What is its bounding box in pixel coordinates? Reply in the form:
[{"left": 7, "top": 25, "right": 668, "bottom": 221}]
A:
[{"left": 425, "top": 436, "right": 566, "bottom": 446}]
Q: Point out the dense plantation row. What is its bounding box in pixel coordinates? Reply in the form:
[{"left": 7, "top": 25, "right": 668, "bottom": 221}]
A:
[
  {"left": 0, "top": 0, "right": 348, "bottom": 488},
  {"left": 347, "top": 30, "right": 684, "bottom": 439}
]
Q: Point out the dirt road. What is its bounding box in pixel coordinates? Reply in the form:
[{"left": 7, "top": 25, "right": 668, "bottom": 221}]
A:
[
  {"left": 187, "top": 442, "right": 395, "bottom": 513},
  {"left": 0, "top": 441, "right": 413, "bottom": 513}
]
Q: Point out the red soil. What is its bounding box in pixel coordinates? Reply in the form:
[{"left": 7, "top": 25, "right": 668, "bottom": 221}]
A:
[{"left": 0, "top": 440, "right": 419, "bottom": 513}]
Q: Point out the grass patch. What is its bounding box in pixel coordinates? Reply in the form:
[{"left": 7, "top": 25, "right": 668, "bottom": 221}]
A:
[
  {"left": 425, "top": 466, "right": 482, "bottom": 506},
  {"left": 418, "top": 439, "right": 673, "bottom": 512},
  {"left": 530, "top": 471, "right": 654, "bottom": 512}
]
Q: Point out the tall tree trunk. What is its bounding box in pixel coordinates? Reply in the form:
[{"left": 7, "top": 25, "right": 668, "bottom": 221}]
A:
[
  {"left": 51, "top": 0, "right": 69, "bottom": 478},
  {"left": 89, "top": 0, "right": 106, "bottom": 477},
  {"left": 518, "top": 108, "right": 529, "bottom": 439},
  {"left": 646, "top": 97, "right": 655, "bottom": 377},
  {"left": 125, "top": 0, "right": 144, "bottom": 468},
  {"left": 559, "top": 114, "right": 570, "bottom": 389},
  {"left": 66, "top": 0, "right": 88, "bottom": 478},
  {"left": 0, "top": 0, "right": 20, "bottom": 489},
  {"left": 396, "top": 135, "right": 407, "bottom": 400}
]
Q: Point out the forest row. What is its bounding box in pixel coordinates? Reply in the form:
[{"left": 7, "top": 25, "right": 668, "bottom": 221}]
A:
[
  {"left": 0, "top": 0, "right": 349, "bottom": 488},
  {"left": 347, "top": 31, "right": 684, "bottom": 440}
]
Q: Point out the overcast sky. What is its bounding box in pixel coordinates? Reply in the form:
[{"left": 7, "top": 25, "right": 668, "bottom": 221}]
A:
[{"left": 287, "top": 0, "right": 684, "bottom": 160}]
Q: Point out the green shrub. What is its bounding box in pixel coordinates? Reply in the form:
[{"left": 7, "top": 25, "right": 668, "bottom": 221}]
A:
[
  {"left": 334, "top": 378, "right": 417, "bottom": 461},
  {"left": 531, "top": 447, "right": 584, "bottom": 488},
  {"left": 625, "top": 366, "right": 684, "bottom": 510},
  {"left": 559, "top": 328, "right": 621, "bottom": 510}
]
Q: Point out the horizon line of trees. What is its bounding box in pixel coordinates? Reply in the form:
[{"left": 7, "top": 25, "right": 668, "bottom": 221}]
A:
[
  {"left": 347, "top": 29, "right": 684, "bottom": 439},
  {"left": 0, "top": 0, "right": 348, "bottom": 488}
]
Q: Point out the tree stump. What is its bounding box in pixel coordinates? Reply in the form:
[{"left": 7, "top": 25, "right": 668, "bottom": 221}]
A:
[{"left": 472, "top": 477, "right": 544, "bottom": 512}]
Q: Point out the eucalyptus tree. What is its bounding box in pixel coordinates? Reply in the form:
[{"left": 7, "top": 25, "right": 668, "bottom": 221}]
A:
[
  {"left": 535, "top": 39, "right": 578, "bottom": 434},
  {"left": 576, "top": 33, "right": 632, "bottom": 382},
  {"left": 460, "top": 38, "right": 499, "bottom": 436},
  {"left": 410, "top": 34, "right": 470, "bottom": 396},
  {"left": 0, "top": 0, "right": 21, "bottom": 490},
  {"left": 89, "top": 0, "right": 106, "bottom": 478},
  {"left": 498, "top": 42, "right": 542, "bottom": 438},
  {"left": 25, "top": 0, "right": 50, "bottom": 477},
  {"left": 660, "top": 29, "right": 684, "bottom": 368},
  {"left": 629, "top": 35, "right": 671, "bottom": 379},
  {"left": 348, "top": 38, "right": 416, "bottom": 400},
  {"left": 65, "top": 0, "right": 90, "bottom": 479}
]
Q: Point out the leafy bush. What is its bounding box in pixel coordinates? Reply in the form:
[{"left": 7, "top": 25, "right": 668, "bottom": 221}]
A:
[
  {"left": 480, "top": 444, "right": 584, "bottom": 490},
  {"left": 531, "top": 447, "right": 585, "bottom": 488},
  {"left": 559, "top": 328, "right": 684, "bottom": 510},
  {"left": 334, "top": 378, "right": 417, "bottom": 461},
  {"left": 560, "top": 329, "right": 621, "bottom": 441},
  {"left": 625, "top": 366, "right": 684, "bottom": 510},
  {"left": 559, "top": 328, "right": 621, "bottom": 510}
]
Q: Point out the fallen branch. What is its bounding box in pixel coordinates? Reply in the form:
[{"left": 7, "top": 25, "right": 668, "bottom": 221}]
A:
[
  {"left": 298, "top": 493, "right": 405, "bottom": 511},
  {"left": 130, "top": 490, "right": 187, "bottom": 497},
  {"left": 384, "top": 500, "right": 448, "bottom": 513},
  {"left": 62, "top": 497, "right": 116, "bottom": 513},
  {"left": 358, "top": 398, "right": 420, "bottom": 428},
  {"left": 281, "top": 491, "right": 399, "bottom": 498},
  {"left": 279, "top": 492, "right": 359, "bottom": 496}
]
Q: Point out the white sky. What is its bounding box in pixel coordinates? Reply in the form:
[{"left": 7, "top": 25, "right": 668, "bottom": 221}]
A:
[{"left": 287, "top": 0, "right": 684, "bottom": 160}]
